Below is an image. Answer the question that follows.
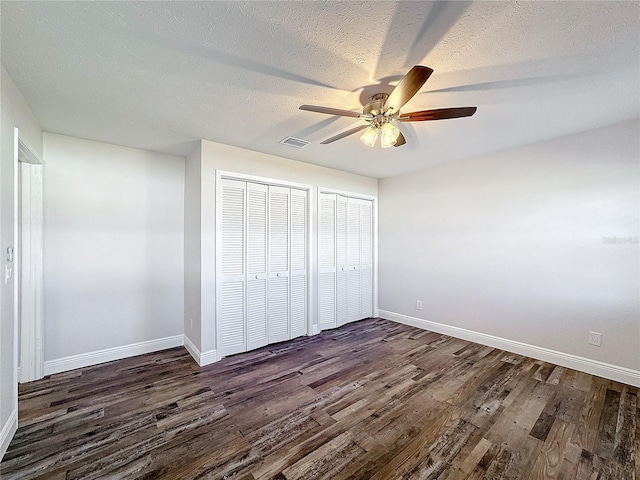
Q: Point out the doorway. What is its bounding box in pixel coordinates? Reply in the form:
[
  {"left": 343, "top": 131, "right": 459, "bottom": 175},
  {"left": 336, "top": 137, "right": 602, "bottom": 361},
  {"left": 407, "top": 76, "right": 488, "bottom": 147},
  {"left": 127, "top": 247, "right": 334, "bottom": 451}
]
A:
[{"left": 15, "top": 128, "right": 44, "bottom": 383}]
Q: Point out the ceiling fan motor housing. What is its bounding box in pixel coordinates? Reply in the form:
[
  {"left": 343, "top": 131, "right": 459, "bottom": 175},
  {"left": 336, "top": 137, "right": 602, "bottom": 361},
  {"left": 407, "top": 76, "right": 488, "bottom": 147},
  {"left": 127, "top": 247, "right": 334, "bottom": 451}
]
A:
[
  {"left": 364, "top": 93, "right": 395, "bottom": 127},
  {"left": 363, "top": 93, "right": 389, "bottom": 117}
]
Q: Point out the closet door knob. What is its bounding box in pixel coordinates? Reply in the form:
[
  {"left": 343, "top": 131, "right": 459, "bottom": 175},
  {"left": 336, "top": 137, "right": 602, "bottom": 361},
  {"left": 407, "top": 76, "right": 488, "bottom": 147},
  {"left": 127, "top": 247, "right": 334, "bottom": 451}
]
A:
[
  {"left": 276, "top": 273, "right": 281, "bottom": 277},
  {"left": 255, "top": 275, "right": 259, "bottom": 279}
]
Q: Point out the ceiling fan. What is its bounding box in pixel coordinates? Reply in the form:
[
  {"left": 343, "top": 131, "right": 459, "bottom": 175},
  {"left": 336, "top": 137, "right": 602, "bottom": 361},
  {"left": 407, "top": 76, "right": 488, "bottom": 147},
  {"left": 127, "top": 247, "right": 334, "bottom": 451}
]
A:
[{"left": 299, "top": 65, "right": 477, "bottom": 148}]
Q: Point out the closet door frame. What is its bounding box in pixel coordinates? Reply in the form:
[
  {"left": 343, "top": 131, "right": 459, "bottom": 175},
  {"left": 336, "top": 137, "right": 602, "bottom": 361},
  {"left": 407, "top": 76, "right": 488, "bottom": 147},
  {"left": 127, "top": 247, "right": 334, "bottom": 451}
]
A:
[
  {"left": 317, "top": 187, "right": 378, "bottom": 331},
  {"left": 215, "top": 170, "right": 313, "bottom": 358}
]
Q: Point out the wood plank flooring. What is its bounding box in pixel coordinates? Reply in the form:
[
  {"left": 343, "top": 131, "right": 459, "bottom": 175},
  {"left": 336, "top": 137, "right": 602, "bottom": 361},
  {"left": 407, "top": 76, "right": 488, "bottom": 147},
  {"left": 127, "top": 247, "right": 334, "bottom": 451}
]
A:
[{"left": 1, "top": 318, "right": 638, "bottom": 479}]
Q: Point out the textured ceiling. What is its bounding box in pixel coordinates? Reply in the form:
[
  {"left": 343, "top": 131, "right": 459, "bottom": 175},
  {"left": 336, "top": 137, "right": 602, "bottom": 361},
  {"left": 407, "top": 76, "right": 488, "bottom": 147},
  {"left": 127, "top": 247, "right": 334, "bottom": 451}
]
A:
[{"left": 1, "top": 1, "right": 638, "bottom": 178}]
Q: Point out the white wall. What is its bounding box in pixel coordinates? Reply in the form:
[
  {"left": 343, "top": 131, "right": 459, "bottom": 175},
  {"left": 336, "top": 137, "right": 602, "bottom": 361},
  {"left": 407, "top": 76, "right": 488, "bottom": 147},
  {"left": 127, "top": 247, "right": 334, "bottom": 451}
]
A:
[
  {"left": 43, "top": 134, "right": 185, "bottom": 367},
  {"left": 185, "top": 140, "right": 378, "bottom": 357},
  {"left": 184, "top": 143, "right": 202, "bottom": 350},
  {"left": 0, "top": 66, "right": 43, "bottom": 458},
  {"left": 379, "top": 120, "right": 640, "bottom": 383}
]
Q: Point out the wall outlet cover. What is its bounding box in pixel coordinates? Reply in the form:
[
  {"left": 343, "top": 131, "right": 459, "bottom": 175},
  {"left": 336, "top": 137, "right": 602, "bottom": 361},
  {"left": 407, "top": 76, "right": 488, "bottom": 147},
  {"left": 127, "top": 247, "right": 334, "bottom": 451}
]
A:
[{"left": 588, "top": 331, "right": 602, "bottom": 347}]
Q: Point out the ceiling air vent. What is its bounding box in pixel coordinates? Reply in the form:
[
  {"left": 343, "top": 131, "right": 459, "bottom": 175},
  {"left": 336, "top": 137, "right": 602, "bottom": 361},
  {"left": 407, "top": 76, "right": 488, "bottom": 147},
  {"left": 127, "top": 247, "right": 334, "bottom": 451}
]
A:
[{"left": 280, "top": 136, "right": 310, "bottom": 149}]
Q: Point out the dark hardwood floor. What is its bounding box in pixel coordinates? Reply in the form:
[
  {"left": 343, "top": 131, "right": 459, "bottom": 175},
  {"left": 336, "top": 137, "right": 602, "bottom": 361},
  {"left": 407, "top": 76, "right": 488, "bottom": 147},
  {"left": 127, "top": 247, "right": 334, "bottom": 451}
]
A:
[{"left": 1, "top": 318, "right": 638, "bottom": 479}]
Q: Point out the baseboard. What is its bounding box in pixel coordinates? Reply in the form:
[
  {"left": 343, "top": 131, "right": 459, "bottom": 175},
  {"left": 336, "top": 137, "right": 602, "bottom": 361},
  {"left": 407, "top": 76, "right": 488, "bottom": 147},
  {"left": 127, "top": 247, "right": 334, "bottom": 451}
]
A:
[
  {"left": 183, "top": 335, "right": 217, "bottom": 367},
  {"left": 379, "top": 310, "right": 640, "bottom": 388},
  {"left": 1, "top": 409, "right": 18, "bottom": 461},
  {"left": 44, "top": 335, "right": 185, "bottom": 375}
]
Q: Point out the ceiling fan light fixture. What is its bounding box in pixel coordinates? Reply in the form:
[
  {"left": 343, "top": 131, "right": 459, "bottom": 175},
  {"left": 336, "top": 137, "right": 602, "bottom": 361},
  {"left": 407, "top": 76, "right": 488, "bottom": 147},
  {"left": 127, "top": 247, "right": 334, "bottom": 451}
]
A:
[
  {"left": 360, "top": 126, "right": 378, "bottom": 147},
  {"left": 380, "top": 122, "right": 400, "bottom": 148}
]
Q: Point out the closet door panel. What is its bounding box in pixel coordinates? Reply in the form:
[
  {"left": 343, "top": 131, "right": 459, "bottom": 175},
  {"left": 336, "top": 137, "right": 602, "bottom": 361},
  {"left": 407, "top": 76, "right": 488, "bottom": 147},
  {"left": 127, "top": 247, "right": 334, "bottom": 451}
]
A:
[
  {"left": 268, "top": 186, "right": 290, "bottom": 343},
  {"left": 347, "top": 198, "right": 361, "bottom": 267},
  {"left": 290, "top": 188, "right": 308, "bottom": 338},
  {"left": 346, "top": 198, "right": 361, "bottom": 322},
  {"left": 219, "top": 179, "right": 247, "bottom": 356},
  {"left": 336, "top": 195, "right": 349, "bottom": 327},
  {"left": 360, "top": 199, "right": 373, "bottom": 319},
  {"left": 361, "top": 200, "right": 373, "bottom": 267},
  {"left": 246, "top": 182, "right": 268, "bottom": 350},
  {"left": 318, "top": 193, "right": 337, "bottom": 329}
]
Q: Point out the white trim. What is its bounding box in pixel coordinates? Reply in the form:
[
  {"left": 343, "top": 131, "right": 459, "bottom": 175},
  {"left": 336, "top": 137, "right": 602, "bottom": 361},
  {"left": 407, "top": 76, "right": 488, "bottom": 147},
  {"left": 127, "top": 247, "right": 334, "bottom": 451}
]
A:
[
  {"left": 183, "top": 334, "right": 200, "bottom": 364},
  {"left": 43, "top": 335, "right": 184, "bottom": 375},
  {"left": 1, "top": 409, "right": 18, "bottom": 461},
  {"left": 18, "top": 161, "right": 44, "bottom": 382},
  {"left": 12, "top": 128, "right": 20, "bottom": 427},
  {"left": 183, "top": 335, "right": 217, "bottom": 366},
  {"left": 379, "top": 310, "right": 640, "bottom": 388},
  {"left": 18, "top": 135, "right": 43, "bottom": 165},
  {"left": 217, "top": 169, "right": 311, "bottom": 191},
  {"left": 200, "top": 349, "right": 218, "bottom": 366},
  {"left": 317, "top": 187, "right": 376, "bottom": 202}
]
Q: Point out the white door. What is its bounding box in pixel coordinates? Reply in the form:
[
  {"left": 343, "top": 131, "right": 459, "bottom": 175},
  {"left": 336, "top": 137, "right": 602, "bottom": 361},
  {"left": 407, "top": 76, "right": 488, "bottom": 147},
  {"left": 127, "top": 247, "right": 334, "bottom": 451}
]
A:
[
  {"left": 336, "top": 195, "right": 349, "bottom": 327},
  {"left": 246, "top": 182, "right": 269, "bottom": 351},
  {"left": 268, "top": 185, "right": 290, "bottom": 343},
  {"left": 219, "top": 179, "right": 247, "bottom": 356},
  {"left": 218, "top": 177, "right": 310, "bottom": 356},
  {"left": 318, "top": 193, "right": 337, "bottom": 329},
  {"left": 290, "top": 188, "right": 308, "bottom": 339},
  {"left": 318, "top": 193, "right": 374, "bottom": 330},
  {"left": 347, "top": 197, "right": 362, "bottom": 323},
  {"left": 360, "top": 199, "right": 373, "bottom": 318}
]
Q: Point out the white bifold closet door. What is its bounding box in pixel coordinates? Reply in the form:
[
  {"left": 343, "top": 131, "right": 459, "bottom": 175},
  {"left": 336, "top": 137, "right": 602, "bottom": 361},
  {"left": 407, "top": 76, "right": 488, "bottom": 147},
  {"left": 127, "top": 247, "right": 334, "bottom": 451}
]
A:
[
  {"left": 219, "top": 179, "right": 248, "bottom": 356},
  {"left": 318, "top": 194, "right": 337, "bottom": 329},
  {"left": 247, "top": 182, "right": 269, "bottom": 351},
  {"left": 318, "top": 193, "right": 373, "bottom": 330},
  {"left": 290, "top": 188, "right": 308, "bottom": 339},
  {"left": 219, "top": 178, "right": 307, "bottom": 358}
]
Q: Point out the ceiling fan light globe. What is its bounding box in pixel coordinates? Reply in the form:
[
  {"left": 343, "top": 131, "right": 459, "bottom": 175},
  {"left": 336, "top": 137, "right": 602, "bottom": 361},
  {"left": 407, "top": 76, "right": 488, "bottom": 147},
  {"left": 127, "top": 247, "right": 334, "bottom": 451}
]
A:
[
  {"left": 380, "top": 122, "right": 400, "bottom": 148},
  {"left": 360, "top": 126, "right": 378, "bottom": 147}
]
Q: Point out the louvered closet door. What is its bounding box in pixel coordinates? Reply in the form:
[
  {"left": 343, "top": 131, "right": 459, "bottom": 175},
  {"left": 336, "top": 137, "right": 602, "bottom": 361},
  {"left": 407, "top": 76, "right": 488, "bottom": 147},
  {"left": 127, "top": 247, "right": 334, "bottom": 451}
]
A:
[
  {"left": 347, "top": 197, "right": 362, "bottom": 323},
  {"left": 336, "top": 195, "right": 349, "bottom": 327},
  {"left": 318, "top": 193, "right": 337, "bottom": 329},
  {"left": 268, "top": 185, "right": 290, "bottom": 343},
  {"left": 246, "top": 182, "right": 269, "bottom": 351},
  {"left": 360, "top": 199, "right": 373, "bottom": 318},
  {"left": 290, "top": 188, "right": 308, "bottom": 339},
  {"left": 219, "top": 179, "right": 247, "bottom": 356}
]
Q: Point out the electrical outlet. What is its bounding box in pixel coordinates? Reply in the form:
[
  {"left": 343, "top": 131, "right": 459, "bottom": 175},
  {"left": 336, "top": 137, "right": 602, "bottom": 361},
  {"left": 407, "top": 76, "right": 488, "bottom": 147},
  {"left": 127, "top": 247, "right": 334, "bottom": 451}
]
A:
[
  {"left": 190, "top": 318, "right": 193, "bottom": 330},
  {"left": 416, "top": 300, "right": 423, "bottom": 310},
  {"left": 588, "top": 331, "right": 602, "bottom": 347}
]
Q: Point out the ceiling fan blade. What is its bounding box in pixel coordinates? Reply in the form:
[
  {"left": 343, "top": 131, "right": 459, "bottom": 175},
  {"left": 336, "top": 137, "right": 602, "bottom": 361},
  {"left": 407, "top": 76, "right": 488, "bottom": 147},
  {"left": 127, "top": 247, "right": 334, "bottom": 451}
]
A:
[
  {"left": 300, "top": 104, "right": 365, "bottom": 118},
  {"left": 397, "top": 107, "right": 477, "bottom": 122},
  {"left": 320, "top": 124, "right": 369, "bottom": 144},
  {"left": 393, "top": 131, "right": 406, "bottom": 147},
  {"left": 383, "top": 65, "right": 434, "bottom": 114}
]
